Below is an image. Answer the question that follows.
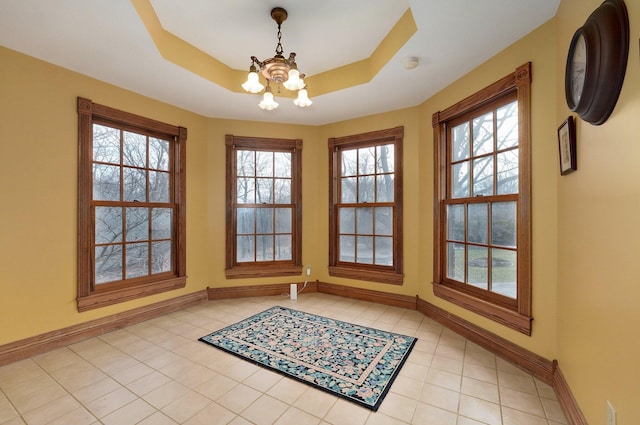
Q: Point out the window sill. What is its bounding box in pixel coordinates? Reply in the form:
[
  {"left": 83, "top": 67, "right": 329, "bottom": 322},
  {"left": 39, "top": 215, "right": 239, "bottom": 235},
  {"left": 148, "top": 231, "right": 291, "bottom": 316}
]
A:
[
  {"left": 329, "top": 266, "right": 403, "bottom": 285},
  {"left": 432, "top": 282, "right": 532, "bottom": 335},
  {"left": 77, "top": 276, "right": 186, "bottom": 312},
  {"left": 225, "top": 265, "right": 302, "bottom": 279}
]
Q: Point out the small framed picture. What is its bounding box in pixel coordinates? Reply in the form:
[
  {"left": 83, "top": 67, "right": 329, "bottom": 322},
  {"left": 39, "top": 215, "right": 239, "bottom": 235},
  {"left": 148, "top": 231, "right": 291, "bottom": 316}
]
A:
[{"left": 558, "top": 116, "right": 577, "bottom": 175}]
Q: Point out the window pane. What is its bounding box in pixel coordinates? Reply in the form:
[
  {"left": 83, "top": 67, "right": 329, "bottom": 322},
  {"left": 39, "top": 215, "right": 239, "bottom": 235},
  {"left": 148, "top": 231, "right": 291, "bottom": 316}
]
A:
[
  {"left": 356, "top": 207, "right": 373, "bottom": 235},
  {"left": 95, "top": 207, "right": 123, "bottom": 244},
  {"left": 497, "top": 149, "right": 519, "bottom": 195},
  {"left": 496, "top": 101, "right": 518, "bottom": 149},
  {"left": 151, "top": 241, "right": 172, "bottom": 274},
  {"left": 358, "top": 147, "right": 375, "bottom": 175},
  {"left": 151, "top": 208, "right": 172, "bottom": 240},
  {"left": 341, "top": 177, "right": 357, "bottom": 203},
  {"left": 256, "top": 178, "right": 273, "bottom": 203},
  {"left": 275, "top": 235, "right": 292, "bottom": 260},
  {"left": 149, "top": 170, "right": 169, "bottom": 203},
  {"left": 123, "top": 131, "right": 147, "bottom": 168},
  {"left": 491, "top": 248, "right": 517, "bottom": 298},
  {"left": 339, "top": 207, "right": 355, "bottom": 234},
  {"left": 237, "top": 150, "right": 255, "bottom": 176},
  {"left": 468, "top": 203, "right": 488, "bottom": 244},
  {"left": 123, "top": 167, "right": 147, "bottom": 202},
  {"left": 446, "top": 242, "right": 465, "bottom": 281},
  {"left": 274, "top": 179, "right": 291, "bottom": 203},
  {"left": 237, "top": 177, "right": 255, "bottom": 204},
  {"left": 126, "top": 207, "right": 149, "bottom": 242},
  {"left": 93, "top": 124, "right": 120, "bottom": 164},
  {"left": 256, "top": 151, "right": 273, "bottom": 177},
  {"left": 95, "top": 244, "right": 123, "bottom": 284},
  {"left": 375, "top": 236, "right": 393, "bottom": 266},
  {"left": 356, "top": 236, "right": 374, "bottom": 264},
  {"left": 452, "top": 162, "right": 469, "bottom": 199},
  {"left": 341, "top": 149, "right": 357, "bottom": 177},
  {"left": 93, "top": 164, "right": 120, "bottom": 201},
  {"left": 339, "top": 235, "right": 355, "bottom": 262},
  {"left": 256, "top": 235, "right": 273, "bottom": 261},
  {"left": 275, "top": 208, "right": 291, "bottom": 233},
  {"left": 376, "top": 144, "right": 394, "bottom": 173},
  {"left": 376, "top": 174, "right": 394, "bottom": 202},
  {"left": 446, "top": 204, "right": 465, "bottom": 242},
  {"left": 472, "top": 156, "right": 493, "bottom": 196},
  {"left": 126, "top": 242, "right": 149, "bottom": 279},
  {"left": 452, "top": 123, "right": 470, "bottom": 162},
  {"left": 256, "top": 208, "right": 274, "bottom": 233},
  {"left": 473, "top": 112, "right": 493, "bottom": 156},
  {"left": 237, "top": 236, "right": 254, "bottom": 262},
  {"left": 237, "top": 208, "right": 254, "bottom": 234},
  {"left": 467, "top": 245, "right": 488, "bottom": 289},
  {"left": 274, "top": 152, "right": 291, "bottom": 177},
  {"left": 358, "top": 176, "right": 374, "bottom": 202},
  {"left": 149, "top": 137, "right": 170, "bottom": 171},
  {"left": 492, "top": 202, "right": 517, "bottom": 247},
  {"left": 374, "top": 207, "right": 393, "bottom": 236}
]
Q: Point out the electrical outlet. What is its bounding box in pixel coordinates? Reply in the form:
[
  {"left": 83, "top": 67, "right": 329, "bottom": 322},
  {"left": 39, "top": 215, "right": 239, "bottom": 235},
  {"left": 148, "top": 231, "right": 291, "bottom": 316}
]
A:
[
  {"left": 306, "top": 266, "right": 311, "bottom": 276},
  {"left": 607, "top": 400, "right": 617, "bottom": 425}
]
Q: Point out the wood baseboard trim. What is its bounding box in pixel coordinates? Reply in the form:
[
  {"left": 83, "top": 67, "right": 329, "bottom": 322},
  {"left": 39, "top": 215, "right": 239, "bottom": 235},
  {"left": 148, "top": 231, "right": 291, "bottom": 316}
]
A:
[
  {"left": 553, "top": 360, "right": 588, "bottom": 425},
  {"left": 0, "top": 290, "right": 208, "bottom": 367},
  {"left": 207, "top": 281, "right": 318, "bottom": 300},
  {"left": 416, "top": 296, "right": 555, "bottom": 383},
  {"left": 206, "top": 281, "right": 415, "bottom": 310},
  {"left": 316, "top": 282, "right": 416, "bottom": 310}
]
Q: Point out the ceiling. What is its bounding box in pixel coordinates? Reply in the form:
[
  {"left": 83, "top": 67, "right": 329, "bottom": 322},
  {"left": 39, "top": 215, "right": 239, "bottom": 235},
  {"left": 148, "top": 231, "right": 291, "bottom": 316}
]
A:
[{"left": 0, "top": 0, "right": 559, "bottom": 126}]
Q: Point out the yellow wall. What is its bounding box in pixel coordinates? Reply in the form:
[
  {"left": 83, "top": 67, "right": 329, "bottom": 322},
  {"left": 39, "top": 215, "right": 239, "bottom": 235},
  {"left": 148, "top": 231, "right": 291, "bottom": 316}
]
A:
[
  {"left": 0, "top": 46, "right": 210, "bottom": 345},
  {"left": 556, "top": 0, "right": 640, "bottom": 423},
  {"left": 417, "top": 20, "right": 559, "bottom": 359},
  {"left": 317, "top": 110, "right": 422, "bottom": 297},
  {"left": 203, "top": 109, "right": 422, "bottom": 297},
  {"left": 204, "top": 118, "right": 325, "bottom": 287}
]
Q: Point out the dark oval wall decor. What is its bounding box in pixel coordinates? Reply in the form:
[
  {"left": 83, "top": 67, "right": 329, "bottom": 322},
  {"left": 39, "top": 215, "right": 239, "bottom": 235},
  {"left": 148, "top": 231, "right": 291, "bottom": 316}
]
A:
[{"left": 564, "top": 0, "right": 629, "bottom": 125}]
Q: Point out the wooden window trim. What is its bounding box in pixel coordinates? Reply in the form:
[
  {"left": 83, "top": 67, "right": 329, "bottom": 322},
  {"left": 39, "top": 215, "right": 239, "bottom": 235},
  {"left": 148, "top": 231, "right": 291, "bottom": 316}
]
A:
[
  {"left": 77, "top": 97, "right": 187, "bottom": 312},
  {"left": 225, "top": 135, "right": 303, "bottom": 278},
  {"left": 432, "top": 63, "right": 532, "bottom": 335},
  {"left": 328, "top": 126, "right": 404, "bottom": 285}
]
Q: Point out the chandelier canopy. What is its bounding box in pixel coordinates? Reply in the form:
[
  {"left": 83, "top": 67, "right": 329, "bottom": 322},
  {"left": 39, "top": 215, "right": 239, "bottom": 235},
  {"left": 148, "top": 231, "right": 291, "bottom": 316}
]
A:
[{"left": 241, "top": 7, "right": 312, "bottom": 110}]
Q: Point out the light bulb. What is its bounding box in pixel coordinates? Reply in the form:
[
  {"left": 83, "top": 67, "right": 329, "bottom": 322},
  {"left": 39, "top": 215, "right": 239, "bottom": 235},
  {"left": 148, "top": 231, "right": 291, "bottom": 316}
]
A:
[
  {"left": 241, "top": 71, "right": 264, "bottom": 93},
  {"left": 293, "top": 88, "right": 312, "bottom": 108},
  {"left": 283, "top": 68, "right": 304, "bottom": 91},
  {"left": 259, "top": 90, "right": 279, "bottom": 110}
]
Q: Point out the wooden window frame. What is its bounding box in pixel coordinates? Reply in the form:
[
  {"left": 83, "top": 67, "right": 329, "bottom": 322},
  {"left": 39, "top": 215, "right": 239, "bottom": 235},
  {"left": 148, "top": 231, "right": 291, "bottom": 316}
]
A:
[
  {"left": 77, "top": 97, "right": 187, "bottom": 312},
  {"left": 225, "top": 135, "right": 303, "bottom": 279},
  {"left": 432, "top": 63, "right": 532, "bottom": 335},
  {"left": 328, "top": 126, "right": 404, "bottom": 285}
]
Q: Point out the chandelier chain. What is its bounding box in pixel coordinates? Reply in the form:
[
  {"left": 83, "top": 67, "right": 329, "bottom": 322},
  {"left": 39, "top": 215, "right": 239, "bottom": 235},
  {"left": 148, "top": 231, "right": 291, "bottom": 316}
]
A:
[{"left": 275, "top": 23, "right": 283, "bottom": 56}]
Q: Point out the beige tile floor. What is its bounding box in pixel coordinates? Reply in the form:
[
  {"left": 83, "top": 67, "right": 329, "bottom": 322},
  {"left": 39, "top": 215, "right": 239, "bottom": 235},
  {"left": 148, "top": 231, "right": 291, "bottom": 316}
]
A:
[{"left": 0, "top": 293, "right": 568, "bottom": 425}]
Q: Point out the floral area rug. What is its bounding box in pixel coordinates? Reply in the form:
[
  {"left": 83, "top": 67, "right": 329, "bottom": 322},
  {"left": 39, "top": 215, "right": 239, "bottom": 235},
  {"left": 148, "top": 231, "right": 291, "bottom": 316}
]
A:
[{"left": 199, "top": 306, "right": 417, "bottom": 411}]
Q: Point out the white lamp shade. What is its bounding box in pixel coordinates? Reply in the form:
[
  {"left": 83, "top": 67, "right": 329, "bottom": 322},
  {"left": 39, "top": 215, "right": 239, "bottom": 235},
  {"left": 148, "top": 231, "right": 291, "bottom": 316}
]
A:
[
  {"left": 293, "top": 88, "right": 313, "bottom": 108},
  {"left": 259, "top": 90, "right": 279, "bottom": 110},
  {"left": 283, "top": 68, "right": 305, "bottom": 91},
  {"left": 241, "top": 71, "right": 264, "bottom": 93}
]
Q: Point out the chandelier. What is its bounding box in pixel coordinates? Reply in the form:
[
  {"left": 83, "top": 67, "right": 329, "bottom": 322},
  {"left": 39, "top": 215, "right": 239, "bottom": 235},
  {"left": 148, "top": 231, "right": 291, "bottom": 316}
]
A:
[{"left": 241, "top": 7, "right": 313, "bottom": 110}]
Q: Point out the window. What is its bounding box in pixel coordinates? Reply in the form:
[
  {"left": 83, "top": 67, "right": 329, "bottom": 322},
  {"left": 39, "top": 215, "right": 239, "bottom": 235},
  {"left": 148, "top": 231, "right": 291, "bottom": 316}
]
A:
[
  {"left": 77, "top": 97, "right": 187, "bottom": 312},
  {"left": 225, "top": 135, "right": 302, "bottom": 278},
  {"left": 328, "top": 127, "right": 404, "bottom": 284},
  {"left": 432, "top": 63, "right": 532, "bottom": 335}
]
